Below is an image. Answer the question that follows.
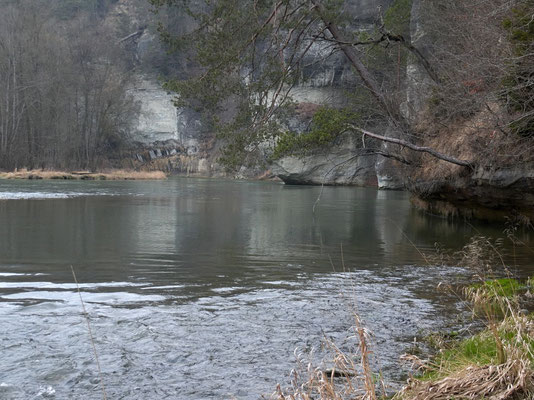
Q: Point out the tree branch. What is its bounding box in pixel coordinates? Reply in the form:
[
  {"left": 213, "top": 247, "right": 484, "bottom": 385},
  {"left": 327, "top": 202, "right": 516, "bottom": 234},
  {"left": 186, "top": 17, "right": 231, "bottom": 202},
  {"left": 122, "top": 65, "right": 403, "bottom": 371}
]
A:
[
  {"left": 310, "top": 1, "right": 407, "bottom": 130},
  {"left": 312, "top": 29, "right": 441, "bottom": 85},
  {"left": 348, "top": 124, "right": 474, "bottom": 168},
  {"left": 117, "top": 29, "right": 144, "bottom": 44},
  {"left": 379, "top": 30, "right": 441, "bottom": 84}
]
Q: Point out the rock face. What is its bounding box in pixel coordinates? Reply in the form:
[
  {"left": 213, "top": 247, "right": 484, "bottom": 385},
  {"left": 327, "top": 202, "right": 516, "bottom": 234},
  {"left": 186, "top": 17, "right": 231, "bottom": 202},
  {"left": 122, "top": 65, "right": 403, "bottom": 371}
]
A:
[
  {"left": 268, "top": 0, "right": 401, "bottom": 187},
  {"left": 296, "top": 0, "right": 394, "bottom": 88},
  {"left": 405, "top": 0, "right": 433, "bottom": 119},
  {"left": 176, "top": 108, "right": 204, "bottom": 155},
  {"left": 127, "top": 77, "right": 227, "bottom": 176},
  {"left": 412, "top": 168, "right": 534, "bottom": 221},
  {"left": 373, "top": 126, "right": 406, "bottom": 190},
  {"left": 111, "top": 0, "right": 534, "bottom": 221},
  {"left": 271, "top": 134, "right": 378, "bottom": 186},
  {"left": 106, "top": 0, "right": 221, "bottom": 175},
  {"left": 131, "top": 78, "right": 179, "bottom": 143},
  {"left": 344, "top": 0, "right": 395, "bottom": 22},
  {"left": 117, "top": 0, "right": 402, "bottom": 184}
]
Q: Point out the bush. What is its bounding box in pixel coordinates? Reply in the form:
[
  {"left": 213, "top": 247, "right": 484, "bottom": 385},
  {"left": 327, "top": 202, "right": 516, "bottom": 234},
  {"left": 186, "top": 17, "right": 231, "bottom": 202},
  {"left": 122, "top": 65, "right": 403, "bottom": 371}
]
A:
[{"left": 271, "top": 107, "right": 360, "bottom": 159}]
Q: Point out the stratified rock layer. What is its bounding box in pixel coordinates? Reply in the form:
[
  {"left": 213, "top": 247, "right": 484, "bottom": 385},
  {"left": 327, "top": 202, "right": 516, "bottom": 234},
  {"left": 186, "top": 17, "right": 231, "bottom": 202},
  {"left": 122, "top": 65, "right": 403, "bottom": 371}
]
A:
[{"left": 412, "top": 168, "right": 534, "bottom": 221}]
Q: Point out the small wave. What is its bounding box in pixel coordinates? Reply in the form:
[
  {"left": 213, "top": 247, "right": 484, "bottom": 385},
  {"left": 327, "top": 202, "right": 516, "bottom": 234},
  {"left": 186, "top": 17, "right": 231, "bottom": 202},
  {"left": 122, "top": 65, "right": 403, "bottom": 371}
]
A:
[
  {"left": 1, "top": 290, "right": 166, "bottom": 304},
  {"left": 35, "top": 385, "right": 55, "bottom": 399},
  {"left": 142, "top": 284, "right": 185, "bottom": 290},
  {"left": 0, "top": 281, "right": 147, "bottom": 289},
  {"left": 0, "top": 272, "right": 48, "bottom": 277},
  {"left": 210, "top": 286, "right": 245, "bottom": 294},
  {"left": 0, "top": 191, "right": 87, "bottom": 200}
]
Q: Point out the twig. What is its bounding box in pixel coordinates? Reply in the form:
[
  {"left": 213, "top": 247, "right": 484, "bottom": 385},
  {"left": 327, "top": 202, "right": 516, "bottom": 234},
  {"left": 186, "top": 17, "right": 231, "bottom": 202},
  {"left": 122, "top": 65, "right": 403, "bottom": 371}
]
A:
[
  {"left": 312, "top": 153, "right": 362, "bottom": 214},
  {"left": 386, "top": 218, "right": 430, "bottom": 265},
  {"left": 71, "top": 266, "right": 108, "bottom": 400}
]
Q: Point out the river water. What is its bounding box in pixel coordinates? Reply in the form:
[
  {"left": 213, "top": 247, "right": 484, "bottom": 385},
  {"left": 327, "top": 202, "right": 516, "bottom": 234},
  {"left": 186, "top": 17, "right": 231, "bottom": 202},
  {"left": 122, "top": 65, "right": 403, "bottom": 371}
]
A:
[{"left": 0, "top": 178, "right": 532, "bottom": 399}]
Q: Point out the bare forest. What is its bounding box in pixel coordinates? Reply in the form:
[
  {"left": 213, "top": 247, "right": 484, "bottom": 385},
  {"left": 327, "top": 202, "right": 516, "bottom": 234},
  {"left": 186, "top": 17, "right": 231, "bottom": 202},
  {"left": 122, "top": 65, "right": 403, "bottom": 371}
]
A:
[{"left": 0, "top": 0, "right": 138, "bottom": 170}]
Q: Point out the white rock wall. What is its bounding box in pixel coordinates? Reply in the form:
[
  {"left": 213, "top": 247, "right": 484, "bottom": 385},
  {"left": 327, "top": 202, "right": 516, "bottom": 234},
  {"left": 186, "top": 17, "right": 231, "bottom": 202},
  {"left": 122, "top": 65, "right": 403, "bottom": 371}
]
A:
[{"left": 130, "top": 77, "right": 178, "bottom": 143}]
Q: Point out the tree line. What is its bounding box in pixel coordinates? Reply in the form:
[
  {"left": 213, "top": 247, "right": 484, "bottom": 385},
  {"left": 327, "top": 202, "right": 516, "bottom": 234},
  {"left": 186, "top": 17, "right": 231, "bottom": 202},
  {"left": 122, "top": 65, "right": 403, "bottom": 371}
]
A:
[{"left": 0, "top": 0, "right": 136, "bottom": 170}]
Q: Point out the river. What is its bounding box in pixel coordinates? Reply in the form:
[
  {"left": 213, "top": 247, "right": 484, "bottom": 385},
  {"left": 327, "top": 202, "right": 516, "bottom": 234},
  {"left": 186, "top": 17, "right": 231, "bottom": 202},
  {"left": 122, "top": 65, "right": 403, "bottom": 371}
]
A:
[{"left": 0, "top": 178, "right": 532, "bottom": 399}]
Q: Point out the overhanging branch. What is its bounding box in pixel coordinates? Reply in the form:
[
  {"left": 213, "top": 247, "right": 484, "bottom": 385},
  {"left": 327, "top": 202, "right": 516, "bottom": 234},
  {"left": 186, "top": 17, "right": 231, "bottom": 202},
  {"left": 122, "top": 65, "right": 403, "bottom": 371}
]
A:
[{"left": 349, "top": 124, "right": 474, "bottom": 169}]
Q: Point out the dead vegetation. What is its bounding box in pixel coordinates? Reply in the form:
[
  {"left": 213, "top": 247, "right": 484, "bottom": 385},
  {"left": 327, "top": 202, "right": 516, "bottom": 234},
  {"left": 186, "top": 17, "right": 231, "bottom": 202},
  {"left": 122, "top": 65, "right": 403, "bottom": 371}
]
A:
[
  {"left": 272, "top": 235, "right": 534, "bottom": 400},
  {"left": 400, "top": 357, "right": 534, "bottom": 400},
  {"left": 272, "top": 313, "right": 383, "bottom": 400},
  {"left": 410, "top": 103, "right": 534, "bottom": 189},
  {"left": 399, "top": 235, "right": 534, "bottom": 400},
  {"left": 399, "top": 300, "right": 534, "bottom": 400},
  {"left": 0, "top": 168, "right": 167, "bottom": 180}
]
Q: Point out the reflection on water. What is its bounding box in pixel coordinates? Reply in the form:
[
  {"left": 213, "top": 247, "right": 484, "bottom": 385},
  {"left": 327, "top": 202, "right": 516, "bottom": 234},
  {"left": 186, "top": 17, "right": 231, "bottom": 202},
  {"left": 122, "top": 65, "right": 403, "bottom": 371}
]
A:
[{"left": 0, "top": 178, "right": 532, "bottom": 399}]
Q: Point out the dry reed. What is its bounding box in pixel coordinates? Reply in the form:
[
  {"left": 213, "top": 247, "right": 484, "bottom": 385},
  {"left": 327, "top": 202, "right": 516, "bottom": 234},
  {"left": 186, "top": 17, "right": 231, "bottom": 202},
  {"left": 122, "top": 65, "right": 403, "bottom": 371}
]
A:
[
  {"left": 398, "top": 235, "right": 534, "bottom": 400},
  {"left": 272, "top": 308, "right": 382, "bottom": 400},
  {"left": 0, "top": 168, "right": 166, "bottom": 180},
  {"left": 273, "top": 233, "right": 533, "bottom": 400},
  {"left": 71, "top": 266, "right": 108, "bottom": 400}
]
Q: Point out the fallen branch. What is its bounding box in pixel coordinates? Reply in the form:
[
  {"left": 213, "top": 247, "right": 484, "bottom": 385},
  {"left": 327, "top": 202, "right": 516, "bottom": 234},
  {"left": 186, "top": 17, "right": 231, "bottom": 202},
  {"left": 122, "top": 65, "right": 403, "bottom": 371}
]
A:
[{"left": 349, "top": 124, "right": 474, "bottom": 169}]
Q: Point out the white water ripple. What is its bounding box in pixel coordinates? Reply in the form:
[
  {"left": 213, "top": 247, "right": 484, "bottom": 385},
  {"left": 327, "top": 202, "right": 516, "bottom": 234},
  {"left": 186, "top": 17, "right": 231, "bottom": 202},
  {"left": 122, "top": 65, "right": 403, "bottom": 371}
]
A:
[{"left": 0, "top": 191, "right": 99, "bottom": 200}]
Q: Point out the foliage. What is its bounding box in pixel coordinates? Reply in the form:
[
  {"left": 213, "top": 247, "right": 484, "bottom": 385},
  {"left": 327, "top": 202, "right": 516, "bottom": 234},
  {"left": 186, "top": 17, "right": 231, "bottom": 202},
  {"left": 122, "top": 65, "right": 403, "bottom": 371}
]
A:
[
  {"left": 419, "top": 0, "right": 532, "bottom": 172},
  {"left": 357, "top": 0, "right": 413, "bottom": 95},
  {"left": 421, "top": 330, "right": 501, "bottom": 381},
  {"left": 400, "top": 316, "right": 533, "bottom": 398},
  {"left": 422, "top": 277, "right": 533, "bottom": 383},
  {"left": 150, "top": 0, "right": 320, "bottom": 169},
  {"left": 149, "top": 0, "right": 412, "bottom": 170},
  {"left": 470, "top": 278, "right": 529, "bottom": 299},
  {"left": 412, "top": 314, "right": 534, "bottom": 391},
  {"left": 383, "top": 0, "right": 413, "bottom": 38},
  {"left": 271, "top": 107, "right": 360, "bottom": 159},
  {"left": 503, "top": 2, "right": 534, "bottom": 56},
  {"left": 153, "top": 0, "right": 532, "bottom": 173},
  {"left": 398, "top": 234, "right": 534, "bottom": 400}
]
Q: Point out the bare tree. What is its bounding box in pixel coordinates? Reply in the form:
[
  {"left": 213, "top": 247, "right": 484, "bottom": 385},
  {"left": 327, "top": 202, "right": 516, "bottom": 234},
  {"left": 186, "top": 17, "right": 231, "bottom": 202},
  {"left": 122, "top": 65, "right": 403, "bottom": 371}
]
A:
[{"left": 0, "top": 0, "right": 138, "bottom": 170}]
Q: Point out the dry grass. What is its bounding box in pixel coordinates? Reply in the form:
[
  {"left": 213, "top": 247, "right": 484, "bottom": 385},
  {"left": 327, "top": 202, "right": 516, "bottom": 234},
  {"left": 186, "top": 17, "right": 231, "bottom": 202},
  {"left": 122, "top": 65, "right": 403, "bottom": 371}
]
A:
[
  {"left": 398, "top": 309, "right": 534, "bottom": 400},
  {"left": 272, "top": 235, "right": 534, "bottom": 400},
  {"left": 272, "top": 313, "right": 382, "bottom": 400},
  {"left": 400, "top": 357, "right": 534, "bottom": 400},
  {"left": 397, "top": 236, "right": 534, "bottom": 400},
  {"left": 409, "top": 102, "right": 534, "bottom": 200},
  {"left": 0, "top": 168, "right": 167, "bottom": 180}
]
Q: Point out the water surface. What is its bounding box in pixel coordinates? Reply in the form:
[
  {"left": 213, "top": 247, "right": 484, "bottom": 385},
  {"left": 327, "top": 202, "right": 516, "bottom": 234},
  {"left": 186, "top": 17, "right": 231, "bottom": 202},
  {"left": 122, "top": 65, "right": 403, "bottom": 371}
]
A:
[{"left": 0, "top": 178, "right": 532, "bottom": 399}]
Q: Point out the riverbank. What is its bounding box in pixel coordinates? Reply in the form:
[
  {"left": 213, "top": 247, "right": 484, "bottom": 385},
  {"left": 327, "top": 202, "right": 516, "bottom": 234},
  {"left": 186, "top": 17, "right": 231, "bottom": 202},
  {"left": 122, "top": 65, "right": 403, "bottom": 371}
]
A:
[
  {"left": 397, "top": 278, "right": 533, "bottom": 400},
  {"left": 0, "top": 169, "right": 167, "bottom": 180},
  {"left": 272, "top": 243, "right": 534, "bottom": 399}
]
